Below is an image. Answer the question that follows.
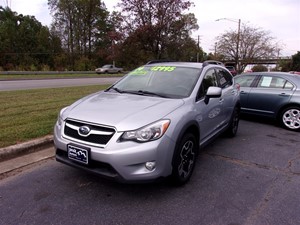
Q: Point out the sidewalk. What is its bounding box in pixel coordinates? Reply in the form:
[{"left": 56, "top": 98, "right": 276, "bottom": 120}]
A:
[{"left": 0, "top": 135, "right": 54, "bottom": 176}]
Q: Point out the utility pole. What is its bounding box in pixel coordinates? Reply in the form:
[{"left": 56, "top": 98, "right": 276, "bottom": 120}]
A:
[
  {"left": 214, "top": 42, "right": 217, "bottom": 57},
  {"left": 236, "top": 19, "right": 241, "bottom": 73},
  {"left": 197, "top": 35, "right": 200, "bottom": 62}
]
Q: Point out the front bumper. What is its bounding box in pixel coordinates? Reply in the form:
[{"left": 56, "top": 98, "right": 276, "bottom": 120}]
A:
[{"left": 54, "top": 123, "right": 175, "bottom": 183}]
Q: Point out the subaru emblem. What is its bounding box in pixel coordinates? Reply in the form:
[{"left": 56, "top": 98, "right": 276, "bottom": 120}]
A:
[{"left": 78, "top": 126, "right": 91, "bottom": 136}]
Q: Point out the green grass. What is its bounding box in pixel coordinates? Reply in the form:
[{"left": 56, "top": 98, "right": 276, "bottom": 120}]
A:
[
  {"left": 0, "top": 73, "right": 124, "bottom": 80},
  {"left": 0, "top": 85, "right": 110, "bottom": 148}
]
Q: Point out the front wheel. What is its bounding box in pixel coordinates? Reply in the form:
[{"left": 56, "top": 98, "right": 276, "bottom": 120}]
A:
[
  {"left": 170, "top": 133, "right": 198, "bottom": 185},
  {"left": 280, "top": 106, "right": 300, "bottom": 131}
]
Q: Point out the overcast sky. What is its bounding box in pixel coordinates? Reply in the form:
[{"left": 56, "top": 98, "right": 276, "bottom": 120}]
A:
[{"left": 1, "top": 0, "right": 300, "bottom": 56}]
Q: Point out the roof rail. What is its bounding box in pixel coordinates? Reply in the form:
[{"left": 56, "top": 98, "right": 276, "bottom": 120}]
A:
[
  {"left": 203, "top": 60, "right": 225, "bottom": 67},
  {"left": 146, "top": 59, "right": 176, "bottom": 65}
]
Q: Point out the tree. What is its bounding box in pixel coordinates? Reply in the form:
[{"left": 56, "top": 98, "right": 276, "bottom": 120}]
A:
[
  {"left": 116, "top": 0, "right": 199, "bottom": 67},
  {"left": 0, "top": 6, "right": 19, "bottom": 70},
  {"left": 291, "top": 51, "right": 300, "bottom": 71},
  {"left": 0, "top": 6, "right": 61, "bottom": 70},
  {"left": 216, "top": 24, "right": 281, "bottom": 73},
  {"left": 93, "top": 11, "right": 124, "bottom": 67},
  {"left": 251, "top": 65, "right": 268, "bottom": 72},
  {"left": 48, "top": 0, "right": 110, "bottom": 70}
]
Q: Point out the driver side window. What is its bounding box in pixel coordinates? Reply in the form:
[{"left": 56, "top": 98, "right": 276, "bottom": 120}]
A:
[{"left": 197, "top": 69, "right": 217, "bottom": 100}]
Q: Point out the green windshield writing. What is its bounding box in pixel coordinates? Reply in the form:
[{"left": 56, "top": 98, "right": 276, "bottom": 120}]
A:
[
  {"left": 129, "top": 66, "right": 177, "bottom": 75},
  {"left": 151, "top": 66, "right": 176, "bottom": 72},
  {"left": 129, "top": 67, "right": 148, "bottom": 75}
]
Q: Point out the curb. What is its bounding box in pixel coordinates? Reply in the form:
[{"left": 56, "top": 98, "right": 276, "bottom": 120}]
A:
[{"left": 0, "top": 135, "right": 54, "bottom": 162}]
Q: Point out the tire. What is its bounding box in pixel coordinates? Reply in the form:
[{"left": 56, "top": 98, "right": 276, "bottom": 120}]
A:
[
  {"left": 170, "top": 133, "right": 198, "bottom": 185},
  {"left": 225, "top": 106, "right": 240, "bottom": 137},
  {"left": 280, "top": 106, "right": 300, "bottom": 131}
]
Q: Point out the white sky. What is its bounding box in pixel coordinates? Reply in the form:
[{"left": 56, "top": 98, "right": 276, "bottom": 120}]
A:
[{"left": 1, "top": 0, "right": 300, "bottom": 56}]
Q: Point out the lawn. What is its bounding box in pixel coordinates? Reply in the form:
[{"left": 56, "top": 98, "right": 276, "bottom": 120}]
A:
[
  {"left": 0, "top": 73, "right": 124, "bottom": 80},
  {"left": 0, "top": 85, "right": 110, "bottom": 148}
]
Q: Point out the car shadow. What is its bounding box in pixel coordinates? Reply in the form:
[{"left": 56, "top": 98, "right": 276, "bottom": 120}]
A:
[{"left": 240, "top": 114, "right": 279, "bottom": 127}]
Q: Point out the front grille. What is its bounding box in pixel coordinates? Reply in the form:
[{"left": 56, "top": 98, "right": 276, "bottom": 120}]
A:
[{"left": 63, "top": 119, "right": 115, "bottom": 147}]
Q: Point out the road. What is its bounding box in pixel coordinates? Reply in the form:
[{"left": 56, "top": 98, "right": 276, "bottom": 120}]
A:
[
  {"left": 0, "top": 77, "right": 121, "bottom": 91},
  {"left": 0, "top": 118, "right": 299, "bottom": 225}
]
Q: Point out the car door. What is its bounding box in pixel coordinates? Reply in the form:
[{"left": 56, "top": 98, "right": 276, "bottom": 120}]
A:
[
  {"left": 235, "top": 75, "right": 258, "bottom": 112},
  {"left": 107, "top": 65, "right": 114, "bottom": 73},
  {"left": 195, "top": 68, "right": 225, "bottom": 142},
  {"left": 215, "top": 68, "right": 237, "bottom": 124},
  {"left": 246, "top": 75, "right": 294, "bottom": 116}
]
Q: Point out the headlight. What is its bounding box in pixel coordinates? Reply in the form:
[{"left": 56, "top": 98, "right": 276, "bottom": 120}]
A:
[
  {"left": 57, "top": 107, "right": 68, "bottom": 126},
  {"left": 57, "top": 115, "right": 64, "bottom": 126},
  {"left": 120, "top": 120, "right": 170, "bottom": 142}
]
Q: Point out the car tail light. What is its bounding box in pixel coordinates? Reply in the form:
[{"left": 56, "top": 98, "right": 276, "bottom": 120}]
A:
[{"left": 235, "top": 83, "right": 240, "bottom": 91}]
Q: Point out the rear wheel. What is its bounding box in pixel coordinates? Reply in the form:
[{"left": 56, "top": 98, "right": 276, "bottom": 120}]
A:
[
  {"left": 170, "top": 133, "right": 198, "bottom": 185},
  {"left": 280, "top": 106, "right": 300, "bottom": 131},
  {"left": 225, "top": 106, "right": 240, "bottom": 137}
]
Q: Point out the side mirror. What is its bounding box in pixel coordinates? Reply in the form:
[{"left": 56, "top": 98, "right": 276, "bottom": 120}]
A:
[{"left": 204, "top": 87, "right": 222, "bottom": 104}]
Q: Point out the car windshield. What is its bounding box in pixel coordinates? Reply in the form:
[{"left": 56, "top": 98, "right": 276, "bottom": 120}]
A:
[
  {"left": 111, "top": 65, "right": 201, "bottom": 98},
  {"left": 102, "top": 65, "right": 111, "bottom": 68}
]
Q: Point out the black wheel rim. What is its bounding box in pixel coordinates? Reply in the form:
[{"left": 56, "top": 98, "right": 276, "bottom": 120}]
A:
[
  {"left": 232, "top": 109, "right": 239, "bottom": 133},
  {"left": 178, "top": 140, "right": 195, "bottom": 179}
]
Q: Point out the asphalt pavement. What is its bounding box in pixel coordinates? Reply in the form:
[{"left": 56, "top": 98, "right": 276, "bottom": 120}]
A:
[{"left": 1, "top": 118, "right": 299, "bottom": 225}]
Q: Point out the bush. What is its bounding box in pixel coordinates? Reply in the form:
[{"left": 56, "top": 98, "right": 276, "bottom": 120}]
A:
[{"left": 251, "top": 65, "right": 268, "bottom": 72}]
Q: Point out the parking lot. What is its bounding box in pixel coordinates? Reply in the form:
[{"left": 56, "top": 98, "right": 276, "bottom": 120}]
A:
[{"left": 0, "top": 117, "right": 299, "bottom": 225}]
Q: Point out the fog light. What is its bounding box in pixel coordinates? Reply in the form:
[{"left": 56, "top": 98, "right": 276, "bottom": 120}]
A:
[{"left": 145, "top": 161, "right": 156, "bottom": 171}]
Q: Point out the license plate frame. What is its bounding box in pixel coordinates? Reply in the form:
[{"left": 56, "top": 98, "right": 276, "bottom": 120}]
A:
[{"left": 67, "top": 144, "right": 90, "bottom": 165}]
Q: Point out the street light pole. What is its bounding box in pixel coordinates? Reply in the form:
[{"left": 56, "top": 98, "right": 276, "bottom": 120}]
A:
[
  {"left": 216, "top": 18, "right": 241, "bottom": 72},
  {"left": 236, "top": 19, "right": 241, "bottom": 73}
]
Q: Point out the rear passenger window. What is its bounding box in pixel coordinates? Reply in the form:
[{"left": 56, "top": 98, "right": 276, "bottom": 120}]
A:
[
  {"left": 284, "top": 81, "right": 294, "bottom": 90},
  {"left": 216, "top": 69, "right": 233, "bottom": 88},
  {"left": 258, "top": 76, "right": 294, "bottom": 90}
]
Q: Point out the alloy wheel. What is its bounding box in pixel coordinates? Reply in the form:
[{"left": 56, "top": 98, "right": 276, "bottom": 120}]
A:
[{"left": 282, "top": 108, "right": 300, "bottom": 130}]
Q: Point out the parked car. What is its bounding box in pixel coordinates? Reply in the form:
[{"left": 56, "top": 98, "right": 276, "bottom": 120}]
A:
[
  {"left": 289, "top": 71, "right": 300, "bottom": 75},
  {"left": 234, "top": 72, "right": 300, "bottom": 131},
  {"left": 95, "top": 64, "right": 123, "bottom": 74},
  {"left": 54, "top": 61, "right": 240, "bottom": 185},
  {"left": 226, "top": 66, "right": 237, "bottom": 76}
]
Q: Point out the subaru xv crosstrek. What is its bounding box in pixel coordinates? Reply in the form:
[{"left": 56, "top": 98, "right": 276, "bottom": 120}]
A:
[{"left": 54, "top": 61, "right": 240, "bottom": 185}]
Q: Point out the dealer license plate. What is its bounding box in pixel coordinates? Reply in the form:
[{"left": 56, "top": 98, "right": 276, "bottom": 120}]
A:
[{"left": 68, "top": 145, "right": 89, "bottom": 165}]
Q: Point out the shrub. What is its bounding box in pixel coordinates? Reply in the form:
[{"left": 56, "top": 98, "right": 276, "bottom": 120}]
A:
[{"left": 251, "top": 65, "right": 268, "bottom": 72}]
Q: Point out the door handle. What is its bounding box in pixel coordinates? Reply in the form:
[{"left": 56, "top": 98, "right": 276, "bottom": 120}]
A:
[{"left": 279, "top": 93, "right": 289, "bottom": 97}]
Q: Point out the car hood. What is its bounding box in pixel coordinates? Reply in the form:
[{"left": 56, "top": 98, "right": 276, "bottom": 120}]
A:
[{"left": 63, "top": 91, "right": 184, "bottom": 131}]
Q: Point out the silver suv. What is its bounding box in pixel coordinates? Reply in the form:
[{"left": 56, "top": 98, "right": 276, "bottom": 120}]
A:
[{"left": 54, "top": 61, "right": 240, "bottom": 185}]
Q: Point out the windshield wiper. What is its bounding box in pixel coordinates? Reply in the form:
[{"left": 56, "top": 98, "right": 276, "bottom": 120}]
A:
[
  {"left": 106, "top": 88, "right": 168, "bottom": 98},
  {"left": 106, "top": 87, "right": 124, "bottom": 93},
  {"left": 136, "top": 90, "right": 168, "bottom": 98}
]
